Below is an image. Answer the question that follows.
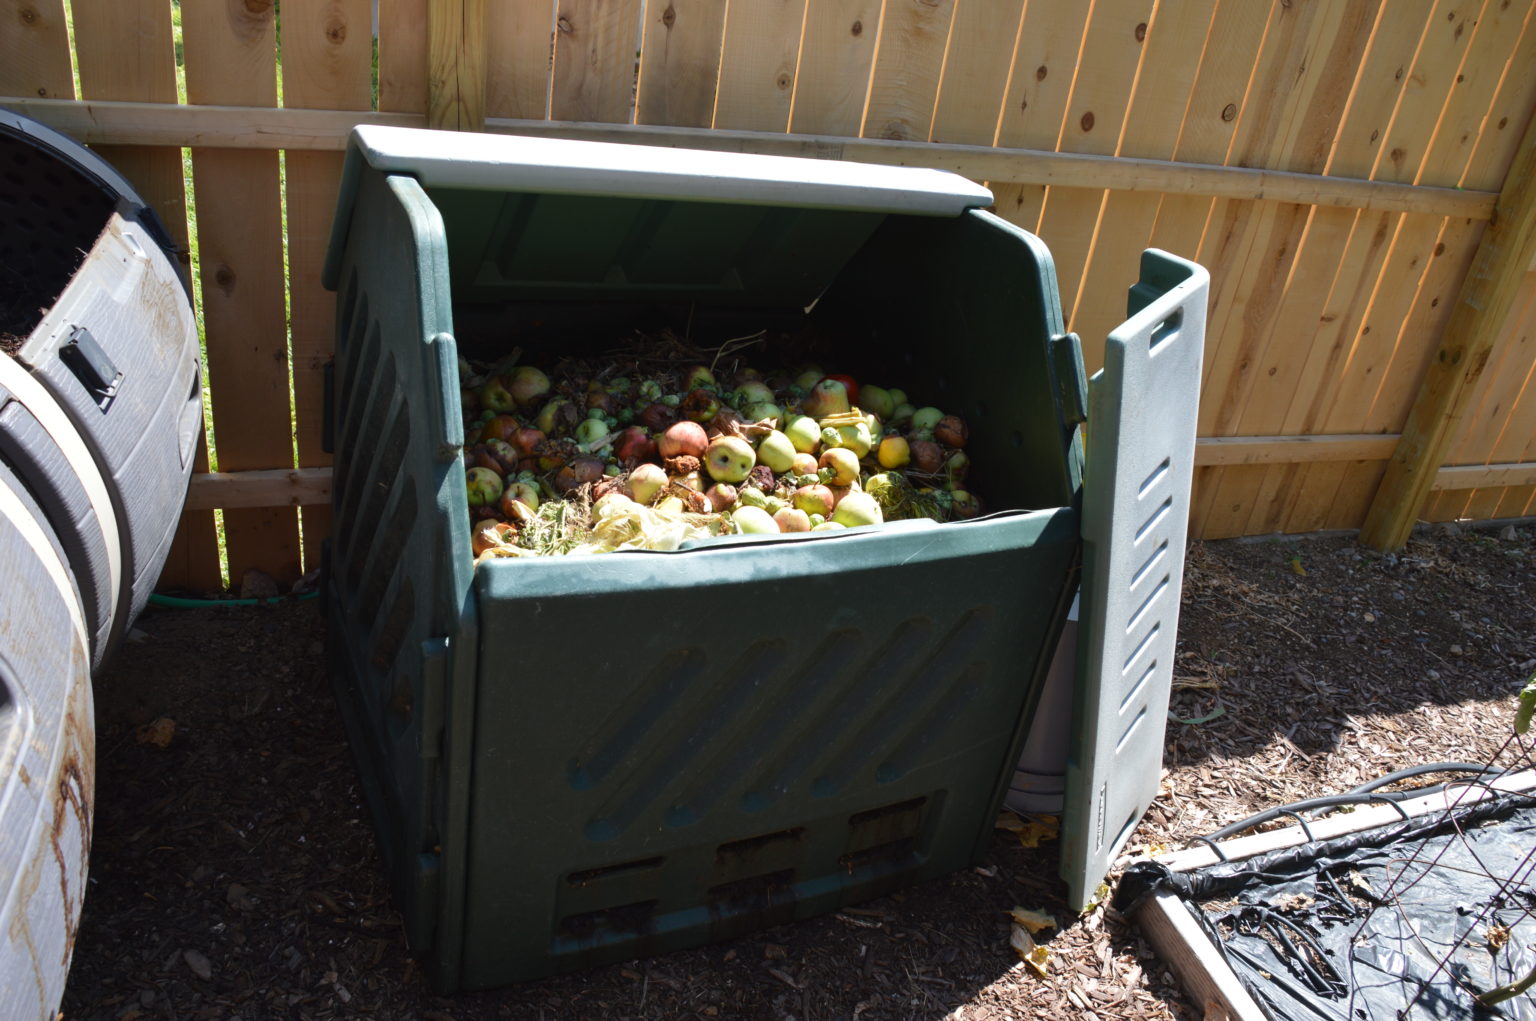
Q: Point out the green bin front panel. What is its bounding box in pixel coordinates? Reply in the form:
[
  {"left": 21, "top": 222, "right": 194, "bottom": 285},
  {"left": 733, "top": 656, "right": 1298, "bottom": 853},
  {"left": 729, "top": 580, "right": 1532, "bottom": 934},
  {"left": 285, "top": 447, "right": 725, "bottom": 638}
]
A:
[{"left": 461, "top": 514, "right": 1077, "bottom": 985}]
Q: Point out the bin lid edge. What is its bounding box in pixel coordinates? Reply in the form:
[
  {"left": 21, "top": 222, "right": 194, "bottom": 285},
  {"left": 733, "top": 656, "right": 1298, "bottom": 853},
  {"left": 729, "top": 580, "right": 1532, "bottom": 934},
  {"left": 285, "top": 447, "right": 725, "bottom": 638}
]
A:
[{"left": 348, "top": 125, "right": 994, "bottom": 216}]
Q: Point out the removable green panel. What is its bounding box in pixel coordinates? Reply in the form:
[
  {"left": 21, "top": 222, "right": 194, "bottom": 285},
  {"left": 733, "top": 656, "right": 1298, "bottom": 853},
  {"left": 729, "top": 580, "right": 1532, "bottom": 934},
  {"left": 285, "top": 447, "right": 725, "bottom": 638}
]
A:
[
  {"left": 462, "top": 513, "right": 1077, "bottom": 987},
  {"left": 324, "top": 168, "right": 478, "bottom": 971}
]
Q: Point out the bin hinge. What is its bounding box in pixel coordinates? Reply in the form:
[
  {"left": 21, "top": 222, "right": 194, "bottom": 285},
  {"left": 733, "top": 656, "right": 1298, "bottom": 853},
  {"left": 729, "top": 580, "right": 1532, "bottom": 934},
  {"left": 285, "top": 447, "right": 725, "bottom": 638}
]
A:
[
  {"left": 1049, "top": 332, "right": 1089, "bottom": 427},
  {"left": 430, "top": 333, "right": 463, "bottom": 463},
  {"left": 418, "top": 636, "right": 449, "bottom": 760}
]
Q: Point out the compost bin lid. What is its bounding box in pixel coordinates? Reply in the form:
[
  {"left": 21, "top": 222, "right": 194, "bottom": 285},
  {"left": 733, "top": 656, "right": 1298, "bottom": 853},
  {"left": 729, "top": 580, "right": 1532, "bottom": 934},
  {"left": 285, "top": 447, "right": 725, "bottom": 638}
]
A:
[
  {"left": 344, "top": 125, "right": 993, "bottom": 214},
  {"left": 326, "top": 127, "right": 995, "bottom": 305}
]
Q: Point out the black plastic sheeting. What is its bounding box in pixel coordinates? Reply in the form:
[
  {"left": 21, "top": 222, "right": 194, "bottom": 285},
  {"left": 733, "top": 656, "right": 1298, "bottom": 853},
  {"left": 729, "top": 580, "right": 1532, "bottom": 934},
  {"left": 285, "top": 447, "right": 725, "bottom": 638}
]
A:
[{"left": 1117, "top": 789, "right": 1536, "bottom": 1020}]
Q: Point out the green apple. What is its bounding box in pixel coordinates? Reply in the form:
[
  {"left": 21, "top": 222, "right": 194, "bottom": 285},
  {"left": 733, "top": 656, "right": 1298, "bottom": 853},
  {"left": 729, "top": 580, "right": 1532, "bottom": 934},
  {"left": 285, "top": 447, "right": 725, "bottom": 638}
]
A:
[
  {"left": 860, "top": 385, "right": 894, "bottom": 419},
  {"left": 507, "top": 365, "right": 550, "bottom": 406},
  {"left": 802, "top": 378, "right": 851, "bottom": 418},
  {"left": 784, "top": 414, "right": 822, "bottom": 454},
  {"left": 832, "top": 490, "right": 883, "bottom": 528},
  {"left": 733, "top": 505, "right": 780, "bottom": 534},
  {"left": 626, "top": 463, "right": 667, "bottom": 504},
  {"left": 575, "top": 417, "right": 610, "bottom": 448},
  {"left": 735, "top": 381, "right": 775, "bottom": 406},
  {"left": 819, "top": 447, "right": 860, "bottom": 487},
  {"left": 742, "top": 401, "right": 783, "bottom": 428},
  {"left": 755, "top": 430, "right": 797, "bottom": 473},
  {"left": 774, "top": 508, "right": 811, "bottom": 533},
  {"left": 910, "top": 406, "right": 944, "bottom": 435},
  {"left": 465, "top": 466, "right": 504, "bottom": 507},
  {"left": 704, "top": 436, "right": 756, "bottom": 483}
]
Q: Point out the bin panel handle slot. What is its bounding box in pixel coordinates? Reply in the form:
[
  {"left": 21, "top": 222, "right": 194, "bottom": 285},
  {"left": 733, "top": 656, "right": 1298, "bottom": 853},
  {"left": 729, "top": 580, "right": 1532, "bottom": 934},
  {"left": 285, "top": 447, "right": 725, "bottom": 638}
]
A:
[{"left": 60, "top": 327, "right": 123, "bottom": 412}]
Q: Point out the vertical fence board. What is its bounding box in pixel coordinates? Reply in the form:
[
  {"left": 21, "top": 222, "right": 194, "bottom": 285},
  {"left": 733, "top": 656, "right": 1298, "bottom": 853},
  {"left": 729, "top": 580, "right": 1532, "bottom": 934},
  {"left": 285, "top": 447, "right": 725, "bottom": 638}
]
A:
[
  {"left": 926, "top": 0, "right": 1022, "bottom": 146},
  {"left": 182, "top": 0, "right": 300, "bottom": 585},
  {"left": 486, "top": 0, "right": 555, "bottom": 120},
  {"left": 789, "top": 0, "right": 882, "bottom": 137},
  {"left": 71, "top": 2, "right": 188, "bottom": 270},
  {"left": 1, "top": 0, "right": 74, "bottom": 100},
  {"left": 1035, "top": 0, "right": 1154, "bottom": 353},
  {"left": 1185, "top": 0, "right": 1340, "bottom": 537},
  {"left": 1276, "top": 2, "right": 1448, "bottom": 533},
  {"left": 636, "top": 0, "right": 728, "bottom": 128},
  {"left": 285, "top": 0, "right": 374, "bottom": 573},
  {"left": 1145, "top": 1, "right": 1268, "bottom": 263},
  {"left": 1253, "top": 5, "right": 1429, "bottom": 534},
  {"left": 1324, "top": 0, "right": 1526, "bottom": 529},
  {"left": 1439, "top": 277, "right": 1536, "bottom": 521},
  {"left": 990, "top": 2, "right": 1092, "bottom": 233},
  {"left": 711, "top": 0, "right": 805, "bottom": 132},
  {"left": 379, "top": 0, "right": 429, "bottom": 113},
  {"left": 72, "top": 0, "right": 226, "bottom": 591},
  {"left": 860, "top": 0, "right": 954, "bottom": 142},
  {"left": 428, "top": 0, "right": 489, "bottom": 130},
  {"left": 1195, "top": 2, "right": 1377, "bottom": 537},
  {"left": 1068, "top": 0, "right": 1216, "bottom": 360},
  {"left": 551, "top": 0, "right": 644, "bottom": 123}
]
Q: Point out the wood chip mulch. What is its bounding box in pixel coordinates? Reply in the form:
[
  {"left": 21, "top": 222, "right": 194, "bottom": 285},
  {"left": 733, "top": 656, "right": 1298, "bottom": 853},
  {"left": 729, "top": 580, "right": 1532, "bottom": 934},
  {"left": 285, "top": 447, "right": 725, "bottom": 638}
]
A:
[{"left": 61, "top": 523, "right": 1536, "bottom": 1020}]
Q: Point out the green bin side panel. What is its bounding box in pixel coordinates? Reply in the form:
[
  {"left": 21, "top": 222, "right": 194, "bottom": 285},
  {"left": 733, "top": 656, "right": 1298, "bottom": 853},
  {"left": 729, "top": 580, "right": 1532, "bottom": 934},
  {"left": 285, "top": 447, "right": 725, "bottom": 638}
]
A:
[
  {"left": 324, "top": 169, "right": 477, "bottom": 960},
  {"left": 427, "top": 187, "right": 885, "bottom": 307},
  {"left": 1060, "top": 250, "right": 1209, "bottom": 910},
  {"left": 809, "top": 209, "right": 1082, "bottom": 514},
  {"left": 458, "top": 511, "right": 1078, "bottom": 988}
]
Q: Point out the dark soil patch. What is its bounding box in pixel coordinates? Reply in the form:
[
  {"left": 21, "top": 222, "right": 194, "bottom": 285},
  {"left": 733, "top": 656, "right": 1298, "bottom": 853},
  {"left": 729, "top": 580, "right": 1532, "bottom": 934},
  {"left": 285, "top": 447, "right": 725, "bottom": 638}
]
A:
[{"left": 60, "top": 524, "right": 1536, "bottom": 1019}]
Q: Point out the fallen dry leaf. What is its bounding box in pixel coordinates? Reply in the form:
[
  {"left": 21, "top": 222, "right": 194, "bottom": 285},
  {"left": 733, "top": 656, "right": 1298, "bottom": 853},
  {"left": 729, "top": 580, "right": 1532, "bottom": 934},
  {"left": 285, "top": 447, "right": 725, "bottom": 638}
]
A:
[
  {"left": 1014, "top": 816, "right": 1060, "bottom": 849},
  {"left": 1009, "top": 906, "right": 1057, "bottom": 934},
  {"left": 1008, "top": 923, "right": 1050, "bottom": 978},
  {"left": 134, "top": 717, "right": 176, "bottom": 748}
]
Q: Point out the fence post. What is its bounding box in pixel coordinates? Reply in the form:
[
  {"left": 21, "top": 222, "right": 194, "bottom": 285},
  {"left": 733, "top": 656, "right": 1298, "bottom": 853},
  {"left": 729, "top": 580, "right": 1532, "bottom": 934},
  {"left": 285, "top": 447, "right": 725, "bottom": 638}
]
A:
[
  {"left": 1359, "top": 111, "right": 1536, "bottom": 551},
  {"left": 428, "top": 0, "right": 487, "bottom": 130}
]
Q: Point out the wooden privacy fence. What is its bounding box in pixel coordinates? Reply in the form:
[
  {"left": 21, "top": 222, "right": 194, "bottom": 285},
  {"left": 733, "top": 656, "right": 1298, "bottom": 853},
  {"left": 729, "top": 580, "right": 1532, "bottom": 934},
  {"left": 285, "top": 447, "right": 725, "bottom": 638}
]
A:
[{"left": 4, "top": 0, "right": 1536, "bottom": 591}]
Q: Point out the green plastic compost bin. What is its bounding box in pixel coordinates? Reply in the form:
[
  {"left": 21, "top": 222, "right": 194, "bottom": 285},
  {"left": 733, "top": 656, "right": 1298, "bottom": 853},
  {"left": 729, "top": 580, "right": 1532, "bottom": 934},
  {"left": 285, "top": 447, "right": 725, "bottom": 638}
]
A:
[{"left": 321, "top": 126, "right": 1208, "bottom": 990}]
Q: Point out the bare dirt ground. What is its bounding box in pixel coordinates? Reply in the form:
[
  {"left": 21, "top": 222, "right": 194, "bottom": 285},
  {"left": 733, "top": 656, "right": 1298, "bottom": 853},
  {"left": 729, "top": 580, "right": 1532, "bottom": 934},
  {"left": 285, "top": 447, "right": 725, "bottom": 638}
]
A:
[{"left": 60, "top": 523, "right": 1536, "bottom": 1020}]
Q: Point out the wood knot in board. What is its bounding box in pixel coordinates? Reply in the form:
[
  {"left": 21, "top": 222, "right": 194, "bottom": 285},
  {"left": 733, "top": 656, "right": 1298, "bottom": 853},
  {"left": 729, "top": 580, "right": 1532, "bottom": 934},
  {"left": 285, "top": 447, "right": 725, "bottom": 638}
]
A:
[
  {"left": 1080, "top": 111, "right": 1095, "bottom": 132},
  {"left": 18, "top": 6, "right": 37, "bottom": 25},
  {"left": 776, "top": 72, "right": 792, "bottom": 90},
  {"left": 557, "top": 15, "right": 573, "bottom": 35},
  {"left": 214, "top": 265, "right": 236, "bottom": 294},
  {"left": 1035, "top": 65, "right": 1048, "bottom": 81},
  {"left": 326, "top": 17, "right": 347, "bottom": 44},
  {"left": 1389, "top": 146, "right": 1406, "bottom": 164},
  {"left": 1135, "top": 22, "right": 1147, "bottom": 41},
  {"left": 1221, "top": 103, "right": 1236, "bottom": 122},
  {"left": 662, "top": 4, "right": 676, "bottom": 28},
  {"left": 850, "top": 19, "right": 862, "bottom": 36}
]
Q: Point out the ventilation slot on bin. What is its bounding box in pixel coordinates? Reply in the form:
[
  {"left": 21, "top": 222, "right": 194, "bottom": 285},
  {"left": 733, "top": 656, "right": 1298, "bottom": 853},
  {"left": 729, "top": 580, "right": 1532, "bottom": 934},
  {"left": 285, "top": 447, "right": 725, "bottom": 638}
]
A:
[
  {"left": 840, "top": 796, "right": 933, "bottom": 876},
  {"left": 556, "top": 899, "right": 659, "bottom": 950},
  {"left": 566, "top": 857, "right": 665, "bottom": 888},
  {"left": 706, "top": 869, "right": 796, "bottom": 922}
]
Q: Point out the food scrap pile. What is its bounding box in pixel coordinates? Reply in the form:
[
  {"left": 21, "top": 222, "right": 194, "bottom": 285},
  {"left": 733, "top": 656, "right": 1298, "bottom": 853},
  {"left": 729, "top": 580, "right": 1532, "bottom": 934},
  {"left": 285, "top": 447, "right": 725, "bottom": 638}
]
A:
[{"left": 459, "top": 332, "right": 981, "bottom": 562}]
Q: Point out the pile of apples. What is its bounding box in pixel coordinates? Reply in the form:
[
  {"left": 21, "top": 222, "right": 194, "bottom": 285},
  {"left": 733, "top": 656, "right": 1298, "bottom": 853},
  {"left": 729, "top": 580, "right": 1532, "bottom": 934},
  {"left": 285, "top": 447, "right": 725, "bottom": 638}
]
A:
[{"left": 459, "top": 355, "right": 980, "bottom": 555}]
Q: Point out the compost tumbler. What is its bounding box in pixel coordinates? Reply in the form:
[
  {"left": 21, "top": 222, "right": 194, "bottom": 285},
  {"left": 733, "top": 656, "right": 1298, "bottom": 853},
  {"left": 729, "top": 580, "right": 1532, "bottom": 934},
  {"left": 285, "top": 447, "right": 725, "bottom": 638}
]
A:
[
  {"left": 321, "top": 125, "right": 1207, "bottom": 990},
  {"left": 0, "top": 109, "right": 202, "bottom": 1015}
]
